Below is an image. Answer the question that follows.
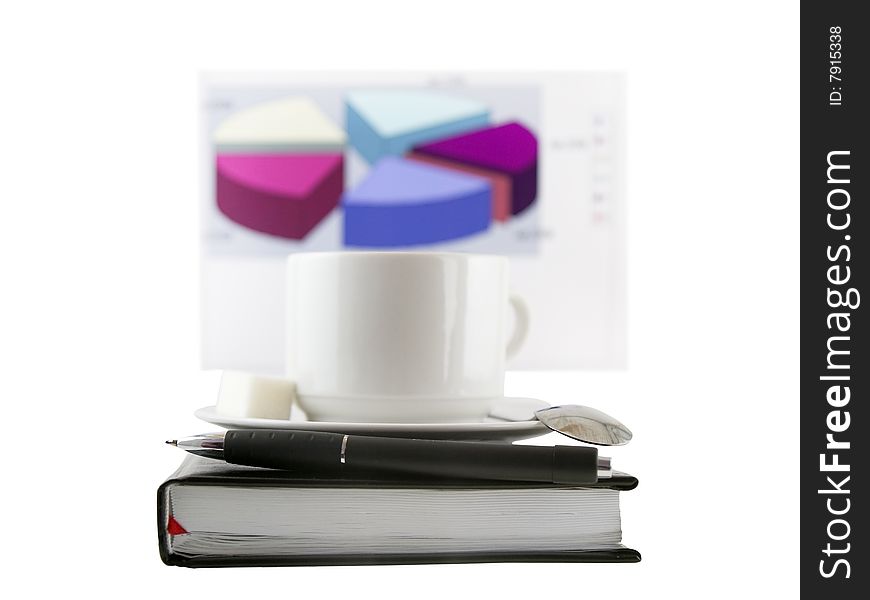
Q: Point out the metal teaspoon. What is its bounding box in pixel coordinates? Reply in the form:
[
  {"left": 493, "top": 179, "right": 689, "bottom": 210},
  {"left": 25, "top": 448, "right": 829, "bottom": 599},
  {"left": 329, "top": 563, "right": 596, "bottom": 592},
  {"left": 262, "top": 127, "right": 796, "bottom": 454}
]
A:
[
  {"left": 487, "top": 401, "right": 633, "bottom": 445},
  {"left": 533, "top": 405, "right": 633, "bottom": 446}
]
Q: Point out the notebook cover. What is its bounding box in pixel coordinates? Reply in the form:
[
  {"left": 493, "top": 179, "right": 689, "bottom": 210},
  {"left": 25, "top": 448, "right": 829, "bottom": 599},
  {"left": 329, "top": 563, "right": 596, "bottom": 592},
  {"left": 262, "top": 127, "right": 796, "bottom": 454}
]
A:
[{"left": 157, "top": 455, "right": 640, "bottom": 567}]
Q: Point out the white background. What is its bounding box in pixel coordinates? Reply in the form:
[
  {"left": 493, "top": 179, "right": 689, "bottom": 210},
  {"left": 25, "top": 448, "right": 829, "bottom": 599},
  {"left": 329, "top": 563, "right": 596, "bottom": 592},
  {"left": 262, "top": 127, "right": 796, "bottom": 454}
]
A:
[{"left": 0, "top": 1, "right": 799, "bottom": 598}]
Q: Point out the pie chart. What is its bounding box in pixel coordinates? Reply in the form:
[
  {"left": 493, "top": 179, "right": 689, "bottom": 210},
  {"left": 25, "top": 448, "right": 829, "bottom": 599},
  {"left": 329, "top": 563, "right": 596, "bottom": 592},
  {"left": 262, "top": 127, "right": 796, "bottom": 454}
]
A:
[{"left": 212, "top": 92, "right": 538, "bottom": 246}]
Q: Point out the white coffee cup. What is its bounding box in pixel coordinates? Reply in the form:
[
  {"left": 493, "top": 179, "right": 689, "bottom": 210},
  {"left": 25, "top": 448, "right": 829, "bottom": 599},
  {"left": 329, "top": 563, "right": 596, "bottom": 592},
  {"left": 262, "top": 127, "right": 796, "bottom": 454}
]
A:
[{"left": 286, "top": 252, "right": 529, "bottom": 423}]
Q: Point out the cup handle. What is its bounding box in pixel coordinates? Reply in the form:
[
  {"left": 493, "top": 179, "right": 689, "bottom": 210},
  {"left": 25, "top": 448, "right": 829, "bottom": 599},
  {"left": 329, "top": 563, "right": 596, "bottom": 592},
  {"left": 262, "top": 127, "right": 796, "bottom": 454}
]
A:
[{"left": 506, "top": 293, "right": 530, "bottom": 359}]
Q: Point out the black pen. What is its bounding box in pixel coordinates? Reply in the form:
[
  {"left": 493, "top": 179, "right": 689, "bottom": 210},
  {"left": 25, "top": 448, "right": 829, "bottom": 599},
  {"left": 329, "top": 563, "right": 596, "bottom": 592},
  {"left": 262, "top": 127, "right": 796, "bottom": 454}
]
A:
[{"left": 167, "top": 430, "right": 611, "bottom": 484}]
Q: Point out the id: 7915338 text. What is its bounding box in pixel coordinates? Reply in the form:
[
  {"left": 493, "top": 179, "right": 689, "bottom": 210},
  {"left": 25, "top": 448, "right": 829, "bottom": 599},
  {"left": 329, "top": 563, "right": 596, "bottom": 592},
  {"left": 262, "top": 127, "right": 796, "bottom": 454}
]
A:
[{"left": 829, "top": 26, "right": 843, "bottom": 106}]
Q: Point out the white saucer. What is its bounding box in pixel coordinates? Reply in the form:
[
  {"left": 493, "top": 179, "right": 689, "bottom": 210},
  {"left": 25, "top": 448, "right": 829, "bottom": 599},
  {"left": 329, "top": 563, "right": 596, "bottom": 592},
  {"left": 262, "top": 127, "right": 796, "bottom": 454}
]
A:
[{"left": 194, "top": 396, "right": 550, "bottom": 442}]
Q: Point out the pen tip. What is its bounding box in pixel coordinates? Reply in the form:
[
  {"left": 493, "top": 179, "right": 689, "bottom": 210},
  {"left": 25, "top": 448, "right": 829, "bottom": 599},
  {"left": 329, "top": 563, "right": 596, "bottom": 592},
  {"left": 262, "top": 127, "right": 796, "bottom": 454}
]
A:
[{"left": 165, "top": 440, "right": 178, "bottom": 446}]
